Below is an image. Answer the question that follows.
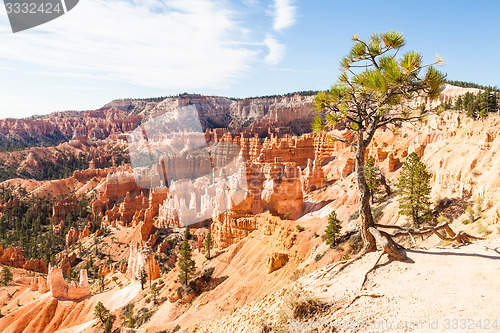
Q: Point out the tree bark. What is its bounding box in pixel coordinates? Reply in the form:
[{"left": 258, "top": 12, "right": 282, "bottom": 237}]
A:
[{"left": 356, "top": 143, "right": 377, "bottom": 252}]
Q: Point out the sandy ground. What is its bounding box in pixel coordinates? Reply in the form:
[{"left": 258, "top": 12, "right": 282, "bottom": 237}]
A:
[
  {"left": 192, "top": 239, "right": 500, "bottom": 333},
  {"left": 301, "top": 239, "right": 500, "bottom": 332}
]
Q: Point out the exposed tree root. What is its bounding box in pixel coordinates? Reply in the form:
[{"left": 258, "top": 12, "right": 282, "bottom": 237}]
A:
[
  {"left": 375, "top": 222, "right": 484, "bottom": 245},
  {"left": 313, "top": 245, "right": 371, "bottom": 280},
  {"left": 359, "top": 251, "right": 385, "bottom": 291},
  {"left": 341, "top": 293, "right": 384, "bottom": 312}
]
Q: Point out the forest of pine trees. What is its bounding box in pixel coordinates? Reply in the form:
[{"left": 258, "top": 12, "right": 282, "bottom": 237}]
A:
[
  {"left": 0, "top": 152, "right": 89, "bottom": 182},
  {"left": 0, "top": 185, "right": 91, "bottom": 266},
  {"left": 446, "top": 79, "right": 499, "bottom": 91},
  {"left": 453, "top": 88, "right": 499, "bottom": 118}
]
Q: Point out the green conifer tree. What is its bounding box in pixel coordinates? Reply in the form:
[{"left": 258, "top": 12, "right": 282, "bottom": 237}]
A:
[
  {"left": 203, "top": 232, "right": 213, "bottom": 259},
  {"left": 1, "top": 266, "right": 13, "bottom": 286},
  {"left": 151, "top": 283, "right": 159, "bottom": 304},
  {"left": 178, "top": 239, "right": 196, "bottom": 286},
  {"left": 397, "top": 152, "right": 432, "bottom": 226},
  {"left": 313, "top": 31, "right": 445, "bottom": 253},
  {"left": 184, "top": 225, "right": 191, "bottom": 240},
  {"left": 138, "top": 266, "right": 147, "bottom": 290},
  {"left": 104, "top": 317, "right": 113, "bottom": 333},
  {"left": 325, "top": 211, "right": 342, "bottom": 247},
  {"left": 93, "top": 301, "right": 110, "bottom": 325}
]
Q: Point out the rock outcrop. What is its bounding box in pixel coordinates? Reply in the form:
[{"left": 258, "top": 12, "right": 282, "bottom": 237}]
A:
[
  {"left": 0, "top": 245, "right": 47, "bottom": 273},
  {"left": 125, "top": 245, "right": 161, "bottom": 281},
  {"left": 261, "top": 164, "right": 304, "bottom": 219},
  {"left": 267, "top": 252, "right": 289, "bottom": 273},
  {"left": 46, "top": 266, "right": 90, "bottom": 300},
  {"left": 30, "top": 276, "right": 50, "bottom": 293}
]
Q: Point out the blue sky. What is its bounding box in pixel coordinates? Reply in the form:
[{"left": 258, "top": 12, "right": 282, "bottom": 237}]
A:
[{"left": 0, "top": 0, "right": 499, "bottom": 118}]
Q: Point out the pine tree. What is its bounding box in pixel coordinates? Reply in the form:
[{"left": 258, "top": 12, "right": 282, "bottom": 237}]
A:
[
  {"left": 203, "top": 232, "right": 213, "bottom": 259},
  {"left": 313, "top": 31, "right": 445, "bottom": 253},
  {"left": 324, "top": 211, "right": 342, "bottom": 247},
  {"left": 151, "top": 283, "right": 159, "bottom": 304},
  {"left": 397, "top": 152, "right": 432, "bottom": 226},
  {"left": 93, "top": 301, "right": 110, "bottom": 325},
  {"left": 138, "top": 266, "right": 147, "bottom": 290},
  {"left": 178, "top": 239, "right": 196, "bottom": 286},
  {"left": 365, "top": 156, "right": 381, "bottom": 203},
  {"left": 184, "top": 225, "right": 191, "bottom": 240},
  {"left": 1, "top": 266, "right": 13, "bottom": 286},
  {"left": 104, "top": 317, "right": 113, "bottom": 333}
]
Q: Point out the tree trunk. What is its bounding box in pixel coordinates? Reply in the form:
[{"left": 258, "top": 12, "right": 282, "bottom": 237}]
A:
[{"left": 356, "top": 144, "right": 377, "bottom": 252}]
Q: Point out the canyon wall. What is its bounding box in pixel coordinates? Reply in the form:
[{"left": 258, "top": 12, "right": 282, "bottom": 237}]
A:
[{"left": 0, "top": 108, "right": 142, "bottom": 143}]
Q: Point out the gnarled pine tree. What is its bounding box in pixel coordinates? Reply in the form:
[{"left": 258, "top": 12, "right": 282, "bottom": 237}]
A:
[
  {"left": 313, "top": 31, "right": 445, "bottom": 260},
  {"left": 314, "top": 32, "right": 482, "bottom": 269}
]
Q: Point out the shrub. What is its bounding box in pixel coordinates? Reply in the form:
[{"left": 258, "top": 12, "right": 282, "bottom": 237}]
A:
[
  {"left": 314, "top": 252, "right": 325, "bottom": 262},
  {"left": 348, "top": 233, "right": 363, "bottom": 254},
  {"left": 372, "top": 204, "right": 386, "bottom": 223},
  {"left": 202, "top": 267, "right": 215, "bottom": 281},
  {"left": 127, "top": 316, "right": 136, "bottom": 328},
  {"left": 437, "top": 216, "right": 450, "bottom": 224},
  {"left": 295, "top": 225, "right": 305, "bottom": 232},
  {"left": 1, "top": 267, "right": 13, "bottom": 286},
  {"left": 285, "top": 286, "right": 329, "bottom": 320}
]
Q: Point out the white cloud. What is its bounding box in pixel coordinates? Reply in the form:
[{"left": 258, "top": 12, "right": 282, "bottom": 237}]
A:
[
  {"left": 0, "top": 0, "right": 259, "bottom": 90},
  {"left": 264, "top": 34, "right": 286, "bottom": 66},
  {"left": 272, "top": 0, "right": 297, "bottom": 32}
]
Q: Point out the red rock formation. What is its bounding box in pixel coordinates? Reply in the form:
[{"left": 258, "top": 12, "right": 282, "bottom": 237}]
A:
[
  {"left": 58, "top": 253, "right": 77, "bottom": 278},
  {"left": 23, "top": 259, "right": 48, "bottom": 274},
  {"left": 66, "top": 227, "right": 79, "bottom": 248},
  {"left": 30, "top": 276, "right": 50, "bottom": 293},
  {"left": 140, "top": 209, "right": 157, "bottom": 241},
  {"left": 157, "top": 238, "right": 171, "bottom": 254},
  {"left": 145, "top": 234, "right": 158, "bottom": 248},
  {"left": 47, "top": 266, "right": 90, "bottom": 300},
  {"left": 388, "top": 154, "right": 400, "bottom": 172},
  {"left": 211, "top": 215, "right": 257, "bottom": 248},
  {"left": 0, "top": 108, "right": 142, "bottom": 143},
  {"left": 267, "top": 252, "right": 289, "bottom": 273},
  {"left": 81, "top": 224, "right": 90, "bottom": 238},
  {"left": 301, "top": 158, "right": 325, "bottom": 194},
  {"left": 197, "top": 234, "right": 204, "bottom": 253},
  {"left": 0, "top": 245, "right": 48, "bottom": 273},
  {"left": 52, "top": 197, "right": 77, "bottom": 226},
  {"left": 261, "top": 164, "right": 304, "bottom": 219},
  {"left": 126, "top": 245, "right": 161, "bottom": 281},
  {"left": 0, "top": 245, "right": 26, "bottom": 268},
  {"left": 341, "top": 158, "right": 355, "bottom": 178}
]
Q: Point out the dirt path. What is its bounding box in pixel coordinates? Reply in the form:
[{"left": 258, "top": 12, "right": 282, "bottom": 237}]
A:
[{"left": 300, "top": 239, "right": 500, "bottom": 332}]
